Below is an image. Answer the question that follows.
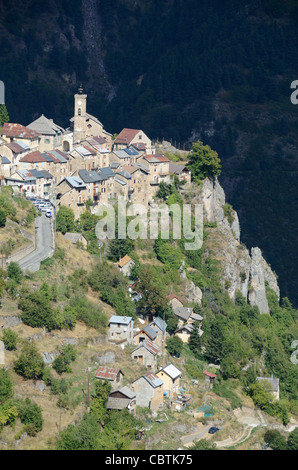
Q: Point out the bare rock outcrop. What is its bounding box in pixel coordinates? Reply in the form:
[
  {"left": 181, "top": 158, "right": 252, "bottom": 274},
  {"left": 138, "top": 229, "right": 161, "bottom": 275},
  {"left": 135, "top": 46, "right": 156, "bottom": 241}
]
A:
[{"left": 184, "top": 178, "right": 280, "bottom": 314}]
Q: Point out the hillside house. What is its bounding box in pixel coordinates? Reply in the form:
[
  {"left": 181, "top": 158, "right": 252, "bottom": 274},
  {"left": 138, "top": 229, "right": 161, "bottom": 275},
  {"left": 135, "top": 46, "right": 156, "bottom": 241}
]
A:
[
  {"left": 1, "top": 123, "right": 40, "bottom": 151},
  {"left": 5, "top": 168, "right": 53, "bottom": 199},
  {"left": 256, "top": 376, "right": 280, "bottom": 400},
  {"left": 56, "top": 175, "right": 88, "bottom": 219},
  {"left": 131, "top": 339, "right": 159, "bottom": 372},
  {"left": 108, "top": 315, "right": 134, "bottom": 344},
  {"left": 141, "top": 154, "right": 170, "bottom": 187},
  {"left": 175, "top": 323, "right": 203, "bottom": 344},
  {"left": 94, "top": 366, "right": 124, "bottom": 389},
  {"left": 107, "top": 386, "right": 136, "bottom": 414},
  {"left": 79, "top": 136, "right": 111, "bottom": 167},
  {"left": 149, "top": 317, "right": 167, "bottom": 348},
  {"left": 131, "top": 372, "right": 164, "bottom": 413},
  {"left": 157, "top": 364, "right": 182, "bottom": 399},
  {"left": 203, "top": 371, "right": 217, "bottom": 388},
  {"left": 168, "top": 294, "right": 184, "bottom": 311},
  {"left": 64, "top": 232, "right": 88, "bottom": 249},
  {"left": 1, "top": 156, "right": 11, "bottom": 178},
  {"left": 169, "top": 163, "right": 191, "bottom": 186},
  {"left": 133, "top": 324, "right": 158, "bottom": 345},
  {"left": 113, "top": 128, "right": 153, "bottom": 155},
  {"left": 27, "top": 114, "right": 64, "bottom": 152},
  {"left": 0, "top": 141, "right": 30, "bottom": 174},
  {"left": 115, "top": 164, "right": 150, "bottom": 205},
  {"left": 117, "top": 255, "right": 135, "bottom": 277},
  {"left": 44, "top": 149, "right": 69, "bottom": 185}
]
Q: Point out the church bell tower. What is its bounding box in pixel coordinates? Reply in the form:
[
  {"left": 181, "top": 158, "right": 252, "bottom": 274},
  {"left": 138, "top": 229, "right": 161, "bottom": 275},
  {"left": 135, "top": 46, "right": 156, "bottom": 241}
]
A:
[{"left": 73, "top": 84, "right": 87, "bottom": 145}]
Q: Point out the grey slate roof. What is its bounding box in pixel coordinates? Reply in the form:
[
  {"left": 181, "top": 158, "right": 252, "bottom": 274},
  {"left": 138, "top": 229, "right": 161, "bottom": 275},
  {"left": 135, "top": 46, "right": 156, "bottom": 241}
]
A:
[
  {"left": 109, "top": 315, "right": 133, "bottom": 326},
  {"left": 63, "top": 176, "right": 86, "bottom": 189},
  {"left": 78, "top": 169, "right": 102, "bottom": 183},
  {"left": 150, "top": 316, "right": 167, "bottom": 332},
  {"left": 27, "top": 114, "right": 64, "bottom": 135}
]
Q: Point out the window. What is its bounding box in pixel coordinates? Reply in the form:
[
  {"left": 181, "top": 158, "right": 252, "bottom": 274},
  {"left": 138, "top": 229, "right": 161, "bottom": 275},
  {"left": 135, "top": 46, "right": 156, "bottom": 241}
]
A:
[
  {"left": 44, "top": 138, "right": 50, "bottom": 144},
  {"left": 78, "top": 108, "right": 81, "bottom": 116}
]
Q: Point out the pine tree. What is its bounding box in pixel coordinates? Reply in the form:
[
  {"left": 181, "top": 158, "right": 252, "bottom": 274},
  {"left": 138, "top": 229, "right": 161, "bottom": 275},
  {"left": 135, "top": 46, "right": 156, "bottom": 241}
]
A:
[{"left": 0, "top": 104, "right": 9, "bottom": 126}]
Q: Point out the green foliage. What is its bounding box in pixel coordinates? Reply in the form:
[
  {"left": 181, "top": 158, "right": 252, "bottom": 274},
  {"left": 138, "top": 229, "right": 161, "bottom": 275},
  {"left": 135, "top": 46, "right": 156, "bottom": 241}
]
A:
[
  {"left": 222, "top": 203, "right": 235, "bottom": 226},
  {"left": 90, "top": 379, "right": 112, "bottom": 424},
  {"left": 56, "top": 206, "right": 75, "bottom": 234},
  {"left": 0, "top": 209, "right": 6, "bottom": 228},
  {"left": 56, "top": 413, "right": 102, "bottom": 450},
  {"left": 13, "top": 340, "right": 44, "bottom": 380},
  {"left": 0, "top": 104, "right": 9, "bottom": 126},
  {"left": 166, "top": 335, "right": 183, "bottom": 357},
  {"left": 0, "top": 400, "right": 18, "bottom": 429},
  {"left": 16, "top": 398, "right": 43, "bottom": 436},
  {"left": 0, "top": 369, "right": 13, "bottom": 404},
  {"left": 188, "top": 140, "right": 221, "bottom": 181},
  {"left": 52, "top": 344, "right": 77, "bottom": 375},
  {"left": 189, "top": 438, "right": 217, "bottom": 450},
  {"left": 18, "top": 288, "right": 63, "bottom": 331},
  {"left": 108, "top": 237, "right": 135, "bottom": 262},
  {"left": 67, "top": 295, "right": 108, "bottom": 331},
  {"left": 1, "top": 328, "right": 18, "bottom": 351},
  {"left": 7, "top": 262, "right": 23, "bottom": 284}
]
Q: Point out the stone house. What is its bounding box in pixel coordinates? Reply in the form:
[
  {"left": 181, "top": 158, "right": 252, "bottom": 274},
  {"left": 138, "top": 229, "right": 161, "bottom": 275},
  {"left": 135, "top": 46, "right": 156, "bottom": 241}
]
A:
[
  {"left": 168, "top": 294, "right": 184, "bottom": 311},
  {"left": 133, "top": 324, "right": 158, "bottom": 345},
  {"left": 175, "top": 323, "right": 203, "bottom": 344},
  {"left": 256, "top": 376, "right": 280, "bottom": 400},
  {"left": 141, "top": 154, "right": 170, "bottom": 186},
  {"left": 113, "top": 128, "right": 153, "bottom": 155},
  {"left": 1, "top": 123, "right": 40, "bottom": 151},
  {"left": 27, "top": 114, "right": 64, "bottom": 152},
  {"left": 117, "top": 255, "right": 135, "bottom": 277},
  {"left": 131, "top": 339, "right": 159, "bottom": 372},
  {"left": 156, "top": 364, "right": 182, "bottom": 399},
  {"left": 79, "top": 136, "right": 111, "bottom": 167},
  {"left": 56, "top": 175, "right": 88, "bottom": 219},
  {"left": 108, "top": 315, "right": 134, "bottom": 344},
  {"left": 74, "top": 169, "right": 103, "bottom": 207},
  {"left": 131, "top": 372, "right": 164, "bottom": 413},
  {"left": 1, "top": 156, "right": 11, "bottom": 178},
  {"left": 64, "top": 232, "right": 88, "bottom": 249},
  {"left": 44, "top": 149, "right": 69, "bottom": 185},
  {"left": 0, "top": 141, "right": 30, "bottom": 174},
  {"left": 68, "top": 144, "right": 99, "bottom": 173},
  {"left": 94, "top": 366, "right": 124, "bottom": 389},
  {"left": 115, "top": 164, "right": 150, "bottom": 205},
  {"left": 169, "top": 163, "right": 191, "bottom": 186},
  {"left": 149, "top": 317, "right": 167, "bottom": 348},
  {"left": 5, "top": 168, "right": 53, "bottom": 199},
  {"left": 107, "top": 386, "right": 137, "bottom": 414}
]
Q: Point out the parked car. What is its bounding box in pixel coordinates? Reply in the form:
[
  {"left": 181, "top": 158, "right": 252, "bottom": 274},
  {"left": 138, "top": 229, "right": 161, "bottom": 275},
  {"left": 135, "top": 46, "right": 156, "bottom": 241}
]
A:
[
  {"left": 208, "top": 427, "right": 220, "bottom": 434},
  {"left": 45, "top": 210, "right": 52, "bottom": 218}
]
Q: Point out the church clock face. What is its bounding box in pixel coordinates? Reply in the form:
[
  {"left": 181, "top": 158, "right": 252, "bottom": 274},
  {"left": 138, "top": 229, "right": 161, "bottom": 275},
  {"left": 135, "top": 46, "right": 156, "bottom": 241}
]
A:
[{"left": 77, "top": 100, "right": 82, "bottom": 106}]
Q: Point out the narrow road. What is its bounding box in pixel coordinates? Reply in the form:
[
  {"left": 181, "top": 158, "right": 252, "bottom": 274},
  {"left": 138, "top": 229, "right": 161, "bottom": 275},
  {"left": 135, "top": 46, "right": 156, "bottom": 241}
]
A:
[{"left": 18, "top": 214, "right": 54, "bottom": 272}]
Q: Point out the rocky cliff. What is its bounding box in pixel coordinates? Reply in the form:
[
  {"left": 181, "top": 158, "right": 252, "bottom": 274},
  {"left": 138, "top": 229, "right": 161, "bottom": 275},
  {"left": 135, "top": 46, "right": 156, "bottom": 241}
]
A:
[{"left": 182, "top": 178, "right": 280, "bottom": 314}]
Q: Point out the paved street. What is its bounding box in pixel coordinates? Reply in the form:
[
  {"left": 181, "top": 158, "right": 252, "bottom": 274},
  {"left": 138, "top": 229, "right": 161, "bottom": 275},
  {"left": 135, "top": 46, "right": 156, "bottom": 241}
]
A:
[{"left": 18, "top": 214, "right": 54, "bottom": 272}]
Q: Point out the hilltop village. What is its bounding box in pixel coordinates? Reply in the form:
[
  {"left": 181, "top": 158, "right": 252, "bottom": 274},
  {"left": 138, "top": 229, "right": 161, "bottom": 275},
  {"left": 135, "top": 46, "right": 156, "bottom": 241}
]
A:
[
  {"left": 0, "top": 87, "right": 197, "bottom": 419},
  {"left": 0, "top": 87, "right": 297, "bottom": 451},
  {"left": 0, "top": 85, "right": 191, "bottom": 218}
]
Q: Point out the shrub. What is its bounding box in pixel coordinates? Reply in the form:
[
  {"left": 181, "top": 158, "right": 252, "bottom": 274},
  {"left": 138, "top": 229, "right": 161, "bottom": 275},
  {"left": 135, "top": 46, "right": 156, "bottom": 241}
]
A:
[{"left": 1, "top": 328, "right": 18, "bottom": 351}]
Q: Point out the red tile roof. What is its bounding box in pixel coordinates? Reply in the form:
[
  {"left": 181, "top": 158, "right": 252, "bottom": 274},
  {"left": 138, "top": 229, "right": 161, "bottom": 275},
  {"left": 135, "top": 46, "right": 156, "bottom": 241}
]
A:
[
  {"left": 203, "top": 371, "right": 217, "bottom": 378},
  {"left": 168, "top": 293, "right": 183, "bottom": 304},
  {"left": 143, "top": 154, "right": 170, "bottom": 163},
  {"left": 19, "top": 151, "right": 47, "bottom": 163},
  {"left": 6, "top": 142, "right": 26, "bottom": 154},
  {"left": 1, "top": 123, "right": 40, "bottom": 139},
  {"left": 94, "top": 366, "right": 123, "bottom": 381},
  {"left": 114, "top": 128, "right": 141, "bottom": 144}
]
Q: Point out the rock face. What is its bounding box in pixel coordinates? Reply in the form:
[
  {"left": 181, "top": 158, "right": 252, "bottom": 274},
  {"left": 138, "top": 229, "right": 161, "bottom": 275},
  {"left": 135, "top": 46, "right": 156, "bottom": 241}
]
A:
[{"left": 185, "top": 178, "right": 280, "bottom": 314}]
